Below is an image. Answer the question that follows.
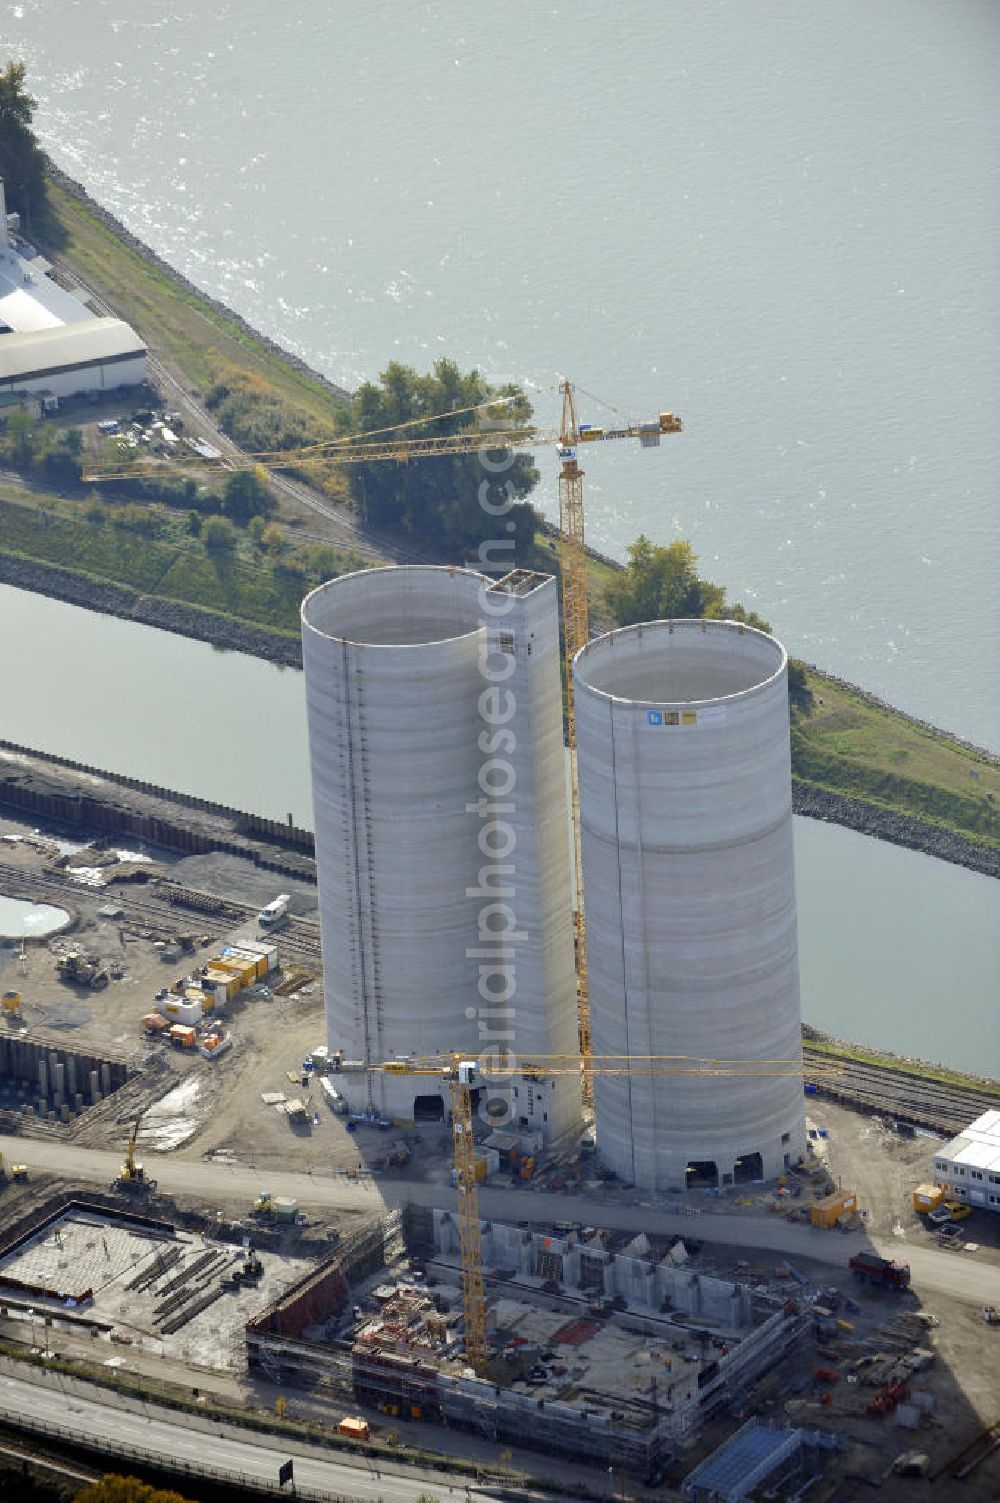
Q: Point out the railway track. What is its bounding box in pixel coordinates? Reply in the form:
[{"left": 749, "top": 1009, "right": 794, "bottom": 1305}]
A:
[
  {"left": 0, "top": 859, "right": 251, "bottom": 929},
  {"left": 0, "top": 857, "right": 321, "bottom": 968},
  {"left": 930, "top": 1417, "right": 1000, "bottom": 1481},
  {"left": 48, "top": 255, "right": 430, "bottom": 567},
  {"left": 803, "top": 1049, "right": 997, "bottom": 1135},
  {"left": 3, "top": 862, "right": 993, "bottom": 1130}
]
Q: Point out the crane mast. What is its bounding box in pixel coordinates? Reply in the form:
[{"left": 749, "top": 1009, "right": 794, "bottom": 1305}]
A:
[
  {"left": 556, "top": 380, "right": 593, "bottom": 1102},
  {"left": 450, "top": 1067, "right": 489, "bottom": 1374}
]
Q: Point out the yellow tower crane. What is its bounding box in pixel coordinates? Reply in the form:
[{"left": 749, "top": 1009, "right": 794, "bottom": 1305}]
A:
[
  {"left": 554, "top": 383, "right": 682, "bottom": 1099},
  {"left": 85, "top": 384, "right": 684, "bottom": 1093},
  {"left": 375, "top": 1051, "right": 842, "bottom": 1376}
]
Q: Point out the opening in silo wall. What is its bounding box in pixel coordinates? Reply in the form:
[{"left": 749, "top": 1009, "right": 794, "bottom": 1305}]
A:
[{"left": 574, "top": 619, "right": 806, "bottom": 1193}]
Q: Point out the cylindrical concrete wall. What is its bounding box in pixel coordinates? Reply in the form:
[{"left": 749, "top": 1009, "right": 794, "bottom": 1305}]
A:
[
  {"left": 574, "top": 618, "right": 805, "bottom": 1191},
  {"left": 302, "top": 566, "right": 581, "bottom": 1139}
]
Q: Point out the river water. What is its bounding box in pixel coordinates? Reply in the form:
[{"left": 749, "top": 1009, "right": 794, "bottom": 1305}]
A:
[
  {"left": 0, "top": 583, "right": 997, "bottom": 1076},
  {"left": 2, "top": 1, "right": 999, "bottom": 749}
]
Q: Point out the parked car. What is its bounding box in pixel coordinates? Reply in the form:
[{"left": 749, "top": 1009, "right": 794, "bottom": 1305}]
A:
[
  {"left": 937, "top": 1223, "right": 964, "bottom": 1248},
  {"left": 927, "top": 1199, "right": 971, "bottom": 1226}
]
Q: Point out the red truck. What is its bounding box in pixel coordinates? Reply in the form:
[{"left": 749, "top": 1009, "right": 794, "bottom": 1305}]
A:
[{"left": 849, "top": 1251, "right": 911, "bottom": 1290}]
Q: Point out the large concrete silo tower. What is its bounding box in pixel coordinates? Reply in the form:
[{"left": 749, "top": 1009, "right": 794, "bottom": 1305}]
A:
[
  {"left": 301, "top": 565, "right": 581, "bottom": 1141},
  {"left": 573, "top": 618, "right": 805, "bottom": 1191}
]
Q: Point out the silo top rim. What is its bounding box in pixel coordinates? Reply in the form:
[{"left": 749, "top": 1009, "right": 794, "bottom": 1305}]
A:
[
  {"left": 301, "top": 564, "right": 555, "bottom": 648},
  {"left": 574, "top": 618, "right": 787, "bottom": 708}
]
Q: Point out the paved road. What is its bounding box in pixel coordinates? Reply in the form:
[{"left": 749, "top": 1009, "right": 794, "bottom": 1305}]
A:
[
  {"left": 4, "top": 1133, "right": 998, "bottom": 1308},
  {"left": 0, "top": 1366, "right": 526, "bottom": 1502}
]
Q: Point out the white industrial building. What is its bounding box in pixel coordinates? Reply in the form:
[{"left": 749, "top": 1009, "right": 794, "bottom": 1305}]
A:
[
  {"left": 932, "top": 1109, "right": 1000, "bottom": 1211},
  {"left": 0, "top": 319, "right": 147, "bottom": 402},
  {"left": 574, "top": 618, "right": 806, "bottom": 1192},
  {"left": 301, "top": 564, "right": 581, "bottom": 1142},
  {"left": 0, "top": 176, "right": 146, "bottom": 402}
]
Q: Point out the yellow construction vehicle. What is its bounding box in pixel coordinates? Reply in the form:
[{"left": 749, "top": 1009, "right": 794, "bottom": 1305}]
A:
[
  {"left": 1, "top": 990, "right": 21, "bottom": 1017},
  {"left": 0, "top": 1154, "right": 27, "bottom": 1184},
  {"left": 114, "top": 1116, "right": 156, "bottom": 1194}
]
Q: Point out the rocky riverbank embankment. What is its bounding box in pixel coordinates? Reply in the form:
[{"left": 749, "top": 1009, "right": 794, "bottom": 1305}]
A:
[
  {"left": 802, "top": 1023, "right": 1000, "bottom": 1094},
  {"left": 791, "top": 780, "right": 1000, "bottom": 879},
  {"left": 0, "top": 553, "right": 303, "bottom": 668}
]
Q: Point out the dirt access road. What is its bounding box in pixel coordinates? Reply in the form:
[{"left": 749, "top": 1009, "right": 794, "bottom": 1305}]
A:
[{"left": 5, "top": 1132, "right": 999, "bottom": 1311}]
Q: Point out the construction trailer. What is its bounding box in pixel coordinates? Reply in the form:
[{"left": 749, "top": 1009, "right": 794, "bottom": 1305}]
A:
[
  {"left": 809, "top": 1189, "right": 858, "bottom": 1228},
  {"left": 338, "top": 1416, "right": 370, "bottom": 1441},
  {"left": 912, "top": 1183, "right": 945, "bottom": 1215},
  {"left": 932, "top": 1109, "right": 1000, "bottom": 1213}
]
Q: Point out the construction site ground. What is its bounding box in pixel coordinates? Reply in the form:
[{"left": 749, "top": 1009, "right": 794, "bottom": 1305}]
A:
[
  {"left": 1, "top": 810, "right": 999, "bottom": 1496},
  {"left": 0, "top": 1205, "right": 312, "bottom": 1371},
  {"left": 0, "top": 813, "right": 432, "bottom": 1188}
]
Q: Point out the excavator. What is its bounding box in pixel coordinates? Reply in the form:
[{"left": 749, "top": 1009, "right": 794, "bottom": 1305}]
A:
[
  {"left": 0, "top": 1153, "right": 28, "bottom": 1185},
  {"left": 113, "top": 1116, "right": 156, "bottom": 1194}
]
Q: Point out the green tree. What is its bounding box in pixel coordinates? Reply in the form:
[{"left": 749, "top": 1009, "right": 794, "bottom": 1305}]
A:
[
  {"left": 2, "top": 409, "right": 40, "bottom": 466},
  {"left": 38, "top": 423, "right": 84, "bottom": 483},
  {"left": 200, "top": 514, "right": 238, "bottom": 552},
  {"left": 605, "top": 534, "right": 770, "bottom": 631},
  {"left": 347, "top": 359, "right": 539, "bottom": 562},
  {"left": 298, "top": 542, "right": 338, "bottom": 579},
  {"left": 247, "top": 514, "right": 268, "bottom": 546},
  {"left": 259, "top": 521, "right": 287, "bottom": 554},
  {"left": 787, "top": 657, "right": 812, "bottom": 708},
  {"left": 0, "top": 62, "right": 49, "bottom": 228},
  {"left": 221, "top": 465, "right": 276, "bottom": 526},
  {"left": 74, "top": 1475, "right": 196, "bottom": 1503}
]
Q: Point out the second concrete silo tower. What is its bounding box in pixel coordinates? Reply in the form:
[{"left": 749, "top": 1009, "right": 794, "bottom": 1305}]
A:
[
  {"left": 302, "top": 565, "right": 581, "bottom": 1141},
  {"left": 574, "top": 618, "right": 805, "bottom": 1192}
]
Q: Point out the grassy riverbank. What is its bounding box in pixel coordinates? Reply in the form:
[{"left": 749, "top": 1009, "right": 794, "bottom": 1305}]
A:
[
  {"left": 46, "top": 176, "right": 350, "bottom": 428},
  {"left": 792, "top": 670, "right": 999, "bottom": 849},
  {"left": 6, "top": 169, "right": 995, "bottom": 865},
  {"left": 0, "top": 482, "right": 359, "bottom": 644}
]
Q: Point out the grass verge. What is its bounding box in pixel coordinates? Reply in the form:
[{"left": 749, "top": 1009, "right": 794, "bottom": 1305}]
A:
[
  {"left": 803, "top": 1032, "right": 999, "bottom": 1094},
  {"left": 44, "top": 177, "right": 349, "bottom": 428},
  {"left": 793, "top": 668, "right": 1000, "bottom": 849}
]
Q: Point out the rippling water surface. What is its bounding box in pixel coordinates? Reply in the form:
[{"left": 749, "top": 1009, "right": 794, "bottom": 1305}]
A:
[{"left": 1, "top": 1, "right": 998, "bottom": 744}]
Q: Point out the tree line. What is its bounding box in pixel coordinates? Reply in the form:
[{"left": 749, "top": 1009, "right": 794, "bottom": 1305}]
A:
[{"left": 0, "top": 60, "right": 51, "bottom": 232}]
